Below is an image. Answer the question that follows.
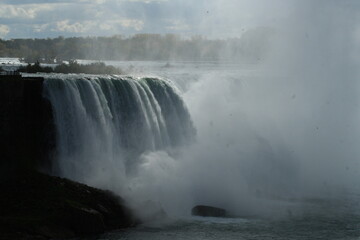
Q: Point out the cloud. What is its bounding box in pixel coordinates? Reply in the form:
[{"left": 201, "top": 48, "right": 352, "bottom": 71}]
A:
[
  {"left": 52, "top": 19, "right": 144, "bottom": 34},
  {"left": 0, "top": 4, "right": 53, "bottom": 19},
  {"left": 0, "top": 5, "right": 37, "bottom": 19},
  {"left": 116, "top": 19, "right": 144, "bottom": 31},
  {"left": 0, "top": 1, "right": 171, "bottom": 38},
  {"left": 4, "top": 0, "right": 359, "bottom": 39},
  {"left": 128, "top": 0, "right": 168, "bottom": 2},
  {"left": 33, "top": 23, "right": 49, "bottom": 32},
  {"left": 79, "top": 0, "right": 107, "bottom": 3},
  {"left": 54, "top": 20, "right": 92, "bottom": 33},
  {"left": 0, "top": 25, "right": 10, "bottom": 37},
  {"left": 165, "top": 19, "right": 190, "bottom": 31}
]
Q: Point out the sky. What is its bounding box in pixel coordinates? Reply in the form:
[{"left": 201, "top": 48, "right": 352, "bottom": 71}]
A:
[{"left": 0, "top": 0, "right": 293, "bottom": 39}]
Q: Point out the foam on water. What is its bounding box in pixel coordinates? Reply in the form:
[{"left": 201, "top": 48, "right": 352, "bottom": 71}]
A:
[{"left": 43, "top": 74, "right": 195, "bottom": 190}]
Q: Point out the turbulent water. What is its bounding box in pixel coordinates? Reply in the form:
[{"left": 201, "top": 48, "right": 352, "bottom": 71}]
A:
[
  {"left": 43, "top": 74, "right": 195, "bottom": 186},
  {"left": 39, "top": 63, "right": 360, "bottom": 239},
  {"left": 94, "top": 215, "right": 360, "bottom": 240},
  {"left": 13, "top": 0, "right": 360, "bottom": 238}
]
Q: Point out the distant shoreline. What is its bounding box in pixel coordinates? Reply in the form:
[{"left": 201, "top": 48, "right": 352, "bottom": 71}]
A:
[{"left": 2, "top": 60, "right": 123, "bottom": 75}]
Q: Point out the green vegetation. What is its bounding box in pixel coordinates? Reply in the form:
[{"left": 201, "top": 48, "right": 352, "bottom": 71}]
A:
[
  {"left": 18, "top": 61, "right": 53, "bottom": 73},
  {"left": 17, "top": 61, "right": 123, "bottom": 74},
  {"left": 0, "top": 30, "right": 272, "bottom": 63}
]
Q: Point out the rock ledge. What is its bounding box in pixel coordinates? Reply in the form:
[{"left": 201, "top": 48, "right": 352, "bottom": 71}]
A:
[
  {"left": 191, "top": 205, "right": 227, "bottom": 218},
  {"left": 0, "top": 171, "right": 137, "bottom": 239}
]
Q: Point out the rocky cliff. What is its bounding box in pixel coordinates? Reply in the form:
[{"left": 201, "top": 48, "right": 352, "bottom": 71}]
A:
[
  {"left": 0, "top": 74, "right": 55, "bottom": 172},
  {"left": 0, "top": 171, "right": 137, "bottom": 239},
  {"left": 0, "top": 74, "right": 138, "bottom": 239}
]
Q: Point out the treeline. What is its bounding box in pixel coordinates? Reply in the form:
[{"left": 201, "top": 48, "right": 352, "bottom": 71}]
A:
[
  {"left": 17, "top": 61, "right": 123, "bottom": 74},
  {"left": 0, "top": 29, "right": 272, "bottom": 62}
]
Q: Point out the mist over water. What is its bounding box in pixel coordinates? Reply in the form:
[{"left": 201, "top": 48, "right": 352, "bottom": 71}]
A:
[
  {"left": 42, "top": 0, "right": 360, "bottom": 221},
  {"left": 43, "top": 75, "right": 195, "bottom": 191},
  {"left": 262, "top": 0, "right": 360, "bottom": 195},
  {"left": 124, "top": 0, "right": 360, "bottom": 218}
]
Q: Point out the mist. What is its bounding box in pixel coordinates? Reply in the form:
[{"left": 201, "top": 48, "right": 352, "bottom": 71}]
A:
[
  {"left": 37, "top": 0, "right": 360, "bottom": 220},
  {"left": 118, "top": 0, "right": 360, "bottom": 218}
]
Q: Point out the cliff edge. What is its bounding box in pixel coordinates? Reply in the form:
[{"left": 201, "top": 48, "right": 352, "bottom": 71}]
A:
[{"left": 0, "top": 170, "right": 137, "bottom": 239}]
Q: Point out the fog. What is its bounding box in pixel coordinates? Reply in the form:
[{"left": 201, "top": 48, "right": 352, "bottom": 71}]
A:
[
  {"left": 40, "top": 0, "right": 360, "bottom": 220},
  {"left": 120, "top": 0, "right": 360, "bottom": 218}
]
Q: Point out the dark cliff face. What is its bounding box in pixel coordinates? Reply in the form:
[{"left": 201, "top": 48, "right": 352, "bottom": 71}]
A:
[
  {"left": 0, "top": 75, "right": 138, "bottom": 239},
  {"left": 0, "top": 171, "right": 138, "bottom": 239},
  {"left": 0, "top": 75, "right": 55, "bottom": 173}
]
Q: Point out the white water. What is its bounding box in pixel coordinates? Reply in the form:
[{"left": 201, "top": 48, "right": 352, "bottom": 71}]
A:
[
  {"left": 43, "top": 74, "right": 195, "bottom": 192},
  {"left": 39, "top": 0, "right": 360, "bottom": 222},
  {"left": 0, "top": 0, "right": 355, "bottom": 239},
  {"left": 41, "top": 57, "right": 360, "bottom": 221}
]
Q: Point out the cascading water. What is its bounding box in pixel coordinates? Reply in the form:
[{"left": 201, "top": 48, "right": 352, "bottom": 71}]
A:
[
  {"left": 43, "top": 74, "right": 195, "bottom": 188},
  {"left": 36, "top": 1, "right": 360, "bottom": 223}
]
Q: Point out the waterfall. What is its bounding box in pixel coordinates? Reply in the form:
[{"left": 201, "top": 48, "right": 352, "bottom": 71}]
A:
[{"left": 43, "top": 74, "right": 195, "bottom": 186}]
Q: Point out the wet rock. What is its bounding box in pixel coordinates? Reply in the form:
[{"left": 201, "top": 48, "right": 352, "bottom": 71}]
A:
[
  {"left": 0, "top": 171, "right": 137, "bottom": 239},
  {"left": 0, "top": 75, "right": 56, "bottom": 172},
  {"left": 191, "top": 205, "right": 227, "bottom": 217}
]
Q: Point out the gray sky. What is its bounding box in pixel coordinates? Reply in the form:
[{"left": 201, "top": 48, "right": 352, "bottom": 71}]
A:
[{"left": 0, "top": 0, "right": 294, "bottom": 39}]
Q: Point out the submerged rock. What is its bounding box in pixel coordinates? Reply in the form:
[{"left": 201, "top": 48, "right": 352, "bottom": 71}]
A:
[
  {"left": 191, "top": 205, "right": 227, "bottom": 217},
  {"left": 0, "top": 171, "right": 137, "bottom": 239}
]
